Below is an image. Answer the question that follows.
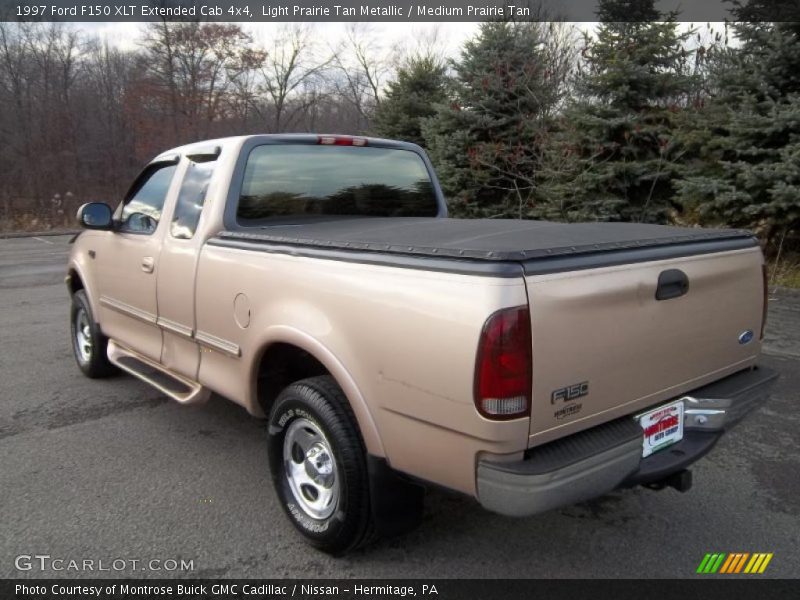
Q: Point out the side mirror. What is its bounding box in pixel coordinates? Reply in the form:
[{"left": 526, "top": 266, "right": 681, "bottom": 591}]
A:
[{"left": 77, "top": 202, "right": 113, "bottom": 230}]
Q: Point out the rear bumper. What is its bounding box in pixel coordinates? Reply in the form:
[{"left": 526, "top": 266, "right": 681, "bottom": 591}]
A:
[{"left": 476, "top": 365, "right": 778, "bottom": 517}]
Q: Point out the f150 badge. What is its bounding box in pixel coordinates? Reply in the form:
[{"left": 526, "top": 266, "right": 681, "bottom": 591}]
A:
[{"left": 552, "top": 381, "right": 589, "bottom": 420}]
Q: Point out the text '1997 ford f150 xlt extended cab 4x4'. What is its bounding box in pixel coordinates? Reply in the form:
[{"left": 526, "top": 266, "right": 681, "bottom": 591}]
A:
[{"left": 67, "top": 134, "right": 777, "bottom": 554}]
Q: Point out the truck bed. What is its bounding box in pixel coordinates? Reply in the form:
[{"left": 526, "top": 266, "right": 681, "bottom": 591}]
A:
[{"left": 215, "top": 217, "right": 757, "bottom": 275}]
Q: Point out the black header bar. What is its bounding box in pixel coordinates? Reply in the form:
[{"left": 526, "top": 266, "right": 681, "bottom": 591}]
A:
[
  {"left": 3, "top": 579, "right": 800, "bottom": 600},
  {"left": 3, "top": 0, "right": 800, "bottom": 23}
]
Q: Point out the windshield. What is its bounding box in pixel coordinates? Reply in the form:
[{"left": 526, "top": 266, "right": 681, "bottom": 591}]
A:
[{"left": 237, "top": 144, "right": 439, "bottom": 223}]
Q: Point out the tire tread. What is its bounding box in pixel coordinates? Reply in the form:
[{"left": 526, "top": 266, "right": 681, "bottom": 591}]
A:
[
  {"left": 71, "top": 290, "right": 116, "bottom": 379},
  {"left": 269, "top": 375, "right": 375, "bottom": 554}
]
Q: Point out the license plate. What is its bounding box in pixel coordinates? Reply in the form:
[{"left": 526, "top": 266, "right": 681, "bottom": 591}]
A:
[{"left": 638, "top": 400, "right": 684, "bottom": 458}]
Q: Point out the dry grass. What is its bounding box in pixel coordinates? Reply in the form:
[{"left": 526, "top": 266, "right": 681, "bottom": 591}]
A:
[
  {"left": 0, "top": 212, "right": 77, "bottom": 234},
  {"left": 768, "top": 253, "right": 800, "bottom": 289}
]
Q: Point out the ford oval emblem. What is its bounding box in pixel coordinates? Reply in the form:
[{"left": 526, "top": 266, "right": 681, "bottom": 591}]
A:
[{"left": 738, "top": 330, "right": 755, "bottom": 345}]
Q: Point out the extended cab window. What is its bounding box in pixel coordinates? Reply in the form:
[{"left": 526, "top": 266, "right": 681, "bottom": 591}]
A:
[
  {"left": 118, "top": 163, "right": 177, "bottom": 234},
  {"left": 237, "top": 145, "right": 438, "bottom": 223},
  {"left": 171, "top": 159, "right": 215, "bottom": 239}
]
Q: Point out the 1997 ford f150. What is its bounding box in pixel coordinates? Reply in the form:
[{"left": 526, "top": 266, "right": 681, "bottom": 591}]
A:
[{"left": 67, "top": 134, "right": 777, "bottom": 554}]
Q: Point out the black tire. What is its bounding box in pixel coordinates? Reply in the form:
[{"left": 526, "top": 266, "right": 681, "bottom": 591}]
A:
[
  {"left": 70, "top": 290, "right": 116, "bottom": 378},
  {"left": 267, "top": 376, "right": 374, "bottom": 555}
]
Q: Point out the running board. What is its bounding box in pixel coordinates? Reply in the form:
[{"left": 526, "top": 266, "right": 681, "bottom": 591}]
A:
[{"left": 107, "top": 340, "right": 210, "bottom": 405}]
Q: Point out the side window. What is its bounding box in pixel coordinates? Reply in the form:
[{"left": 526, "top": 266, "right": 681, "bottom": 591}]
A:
[
  {"left": 118, "top": 163, "right": 178, "bottom": 234},
  {"left": 171, "top": 159, "right": 215, "bottom": 240}
]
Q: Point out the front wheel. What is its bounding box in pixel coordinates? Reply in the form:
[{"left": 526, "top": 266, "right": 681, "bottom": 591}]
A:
[
  {"left": 70, "top": 290, "right": 116, "bottom": 378},
  {"left": 267, "top": 376, "right": 374, "bottom": 554}
]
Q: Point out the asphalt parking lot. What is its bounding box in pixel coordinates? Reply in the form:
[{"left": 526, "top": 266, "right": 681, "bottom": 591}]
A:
[{"left": 1, "top": 234, "right": 798, "bottom": 579}]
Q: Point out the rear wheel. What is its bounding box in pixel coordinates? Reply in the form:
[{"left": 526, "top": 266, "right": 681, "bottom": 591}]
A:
[
  {"left": 70, "top": 290, "right": 116, "bottom": 378},
  {"left": 267, "top": 376, "right": 374, "bottom": 554}
]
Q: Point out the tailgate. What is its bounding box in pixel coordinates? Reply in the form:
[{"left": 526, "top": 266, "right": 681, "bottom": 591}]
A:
[{"left": 525, "top": 246, "right": 765, "bottom": 445}]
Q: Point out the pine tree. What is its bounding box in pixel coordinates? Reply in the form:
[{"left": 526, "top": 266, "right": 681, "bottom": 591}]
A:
[
  {"left": 729, "top": 0, "right": 800, "bottom": 22},
  {"left": 675, "top": 22, "right": 800, "bottom": 243},
  {"left": 422, "top": 21, "right": 566, "bottom": 218},
  {"left": 371, "top": 56, "right": 449, "bottom": 147},
  {"left": 537, "top": 0, "right": 696, "bottom": 223}
]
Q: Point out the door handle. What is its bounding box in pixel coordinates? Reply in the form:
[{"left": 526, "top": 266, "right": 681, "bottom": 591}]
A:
[
  {"left": 141, "top": 257, "right": 155, "bottom": 273},
  {"left": 655, "top": 269, "right": 689, "bottom": 300}
]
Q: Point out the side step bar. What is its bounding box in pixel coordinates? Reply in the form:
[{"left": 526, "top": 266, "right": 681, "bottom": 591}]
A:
[{"left": 107, "top": 340, "right": 211, "bottom": 405}]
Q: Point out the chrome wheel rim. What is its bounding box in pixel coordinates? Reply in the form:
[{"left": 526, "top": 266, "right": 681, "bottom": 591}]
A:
[
  {"left": 75, "top": 308, "right": 93, "bottom": 363},
  {"left": 283, "top": 417, "right": 339, "bottom": 520}
]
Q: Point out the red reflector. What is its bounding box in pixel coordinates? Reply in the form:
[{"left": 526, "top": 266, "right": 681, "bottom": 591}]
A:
[
  {"left": 474, "top": 306, "right": 532, "bottom": 420},
  {"left": 317, "top": 135, "right": 368, "bottom": 147}
]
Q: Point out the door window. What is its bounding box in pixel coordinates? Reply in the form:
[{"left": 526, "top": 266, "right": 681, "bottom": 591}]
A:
[{"left": 118, "top": 163, "right": 178, "bottom": 234}]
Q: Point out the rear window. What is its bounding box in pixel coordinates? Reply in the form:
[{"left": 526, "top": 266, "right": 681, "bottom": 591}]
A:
[{"left": 237, "top": 145, "right": 438, "bottom": 223}]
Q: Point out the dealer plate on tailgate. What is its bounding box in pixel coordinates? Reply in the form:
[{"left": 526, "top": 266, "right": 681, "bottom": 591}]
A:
[{"left": 638, "top": 400, "right": 684, "bottom": 458}]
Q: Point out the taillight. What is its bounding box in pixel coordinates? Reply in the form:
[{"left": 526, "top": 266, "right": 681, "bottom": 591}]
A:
[
  {"left": 318, "top": 135, "right": 368, "bottom": 147},
  {"left": 474, "top": 306, "right": 532, "bottom": 420},
  {"left": 760, "top": 263, "right": 768, "bottom": 340}
]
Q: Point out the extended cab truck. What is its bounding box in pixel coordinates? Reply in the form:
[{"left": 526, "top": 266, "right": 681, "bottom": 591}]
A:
[{"left": 67, "top": 134, "right": 777, "bottom": 554}]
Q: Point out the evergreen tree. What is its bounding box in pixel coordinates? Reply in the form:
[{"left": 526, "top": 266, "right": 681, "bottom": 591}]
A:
[
  {"left": 422, "top": 21, "right": 567, "bottom": 218},
  {"left": 675, "top": 22, "right": 800, "bottom": 243},
  {"left": 729, "top": 0, "right": 800, "bottom": 22},
  {"left": 537, "top": 0, "right": 696, "bottom": 223},
  {"left": 371, "top": 56, "right": 449, "bottom": 147}
]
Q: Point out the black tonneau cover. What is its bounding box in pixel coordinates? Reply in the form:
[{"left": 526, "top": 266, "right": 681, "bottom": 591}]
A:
[
  {"left": 208, "top": 217, "right": 758, "bottom": 277},
  {"left": 213, "top": 218, "right": 758, "bottom": 276}
]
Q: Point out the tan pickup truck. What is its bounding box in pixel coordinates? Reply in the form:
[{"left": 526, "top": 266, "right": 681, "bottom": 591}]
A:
[{"left": 67, "top": 134, "right": 777, "bottom": 554}]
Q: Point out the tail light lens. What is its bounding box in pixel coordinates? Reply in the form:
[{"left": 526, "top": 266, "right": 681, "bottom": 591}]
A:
[
  {"left": 474, "top": 306, "right": 532, "bottom": 420},
  {"left": 760, "top": 263, "right": 768, "bottom": 340}
]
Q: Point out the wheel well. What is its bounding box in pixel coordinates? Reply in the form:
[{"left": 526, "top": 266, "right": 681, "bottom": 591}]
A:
[
  {"left": 255, "top": 343, "right": 330, "bottom": 417},
  {"left": 67, "top": 270, "right": 84, "bottom": 295}
]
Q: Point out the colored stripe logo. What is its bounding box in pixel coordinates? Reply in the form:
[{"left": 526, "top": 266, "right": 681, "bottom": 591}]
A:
[{"left": 696, "top": 552, "right": 773, "bottom": 574}]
